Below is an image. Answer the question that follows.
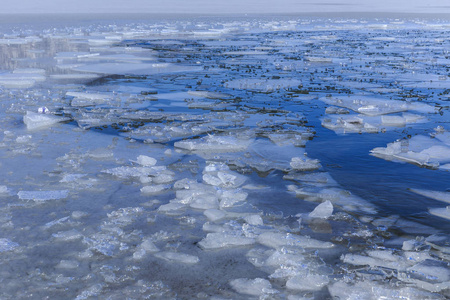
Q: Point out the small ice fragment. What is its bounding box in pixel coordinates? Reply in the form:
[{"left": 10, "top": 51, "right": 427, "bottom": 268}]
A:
[
  {"left": 133, "top": 238, "right": 159, "bottom": 260},
  {"left": 154, "top": 251, "right": 199, "bottom": 264},
  {"left": 309, "top": 200, "right": 333, "bottom": 219},
  {"left": 18, "top": 190, "right": 69, "bottom": 201},
  {"left": 56, "top": 260, "right": 80, "bottom": 269},
  {"left": 204, "top": 209, "right": 226, "bottom": 222},
  {"left": 136, "top": 155, "right": 157, "bottom": 166},
  {"left": 60, "top": 174, "right": 87, "bottom": 183},
  {"left": 0, "top": 238, "right": 19, "bottom": 252},
  {"left": 52, "top": 229, "right": 83, "bottom": 241},
  {"left": 72, "top": 211, "right": 89, "bottom": 219},
  {"left": 286, "top": 274, "right": 329, "bottom": 291},
  {"left": 0, "top": 186, "right": 9, "bottom": 195},
  {"left": 229, "top": 278, "right": 276, "bottom": 296},
  {"left": 244, "top": 215, "right": 263, "bottom": 226},
  {"left": 23, "top": 111, "right": 70, "bottom": 130}
]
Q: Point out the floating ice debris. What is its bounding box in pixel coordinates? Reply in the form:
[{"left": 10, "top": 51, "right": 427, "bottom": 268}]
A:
[
  {"left": 140, "top": 184, "right": 170, "bottom": 195},
  {"left": 23, "top": 111, "right": 70, "bottom": 130},
  {"left": 0, "top": 69, "right": 46, "bottom": 88},
  {"left": 102, "top": 166, "right": 166, "bottom": 179},
  {"left": 175, "top": 135, "right": 253, "bottom": 152},
  {"left": 286, "top": 274, "right": 329, "bottom": 291},
  {"left": 204, "top": 209, "right": 226, "bottom": 222},
  {"left": 56, "top": 260, "right": 80, "bottom": 269},
  {"left": 0, "top": 238, "right": 19, "bottom": 252},
  {"left": 244, "top": 215, "right": 263, "bottom": 226},
  {"left": 203, "top": 170, "right": 247, "bottom": 188},
  {"left": 305, "top": 57, "right": 332, "bottom": 63},
  {"left": 322, "top": 113, "right": 427, "bottom": 134},
  {"left": 429, "top": 207, "right": 450, "bottom": 220},
  {"left": 105, "top": 207, "right": 143, "bottom": 227},
  {"left": 0, "top": 186, "right": 9, "bottom": 195},
  {"left": 198, "top": 232, "right": 255, "bottom": 250},
  {"left": 229, "top": 278, "right": 277, "bottom": 296},
  {"left": 132, "top": 238, "right": 159, "bottom": 260},
  {"left": 219, "top": 189, "right": 248, "bottom": 208},
  {"left": 267, "top": 132, "right": 310, "bottom": 147},
  {"left": 17, "top": 190, "right": 69, "bottom": 202},
  {"left": 154, "top": 251, "right": 199, "bottom": 264},
  {"left": 308, "top": 200, "right": 333, "bottom": 219},
  {"left": 290, "top": 156, "right": 321, "bottom": 171},
  {"left": 321, "top": 96, "right": 436, "bottom": 116},
  {"left": 67, "top": 91, "right": 112, "bottom": 107},
  {"left": 342, "top": 252, "right": 408, "bottom": 271},
  {"left": 135, "top": 155, "right": 157, "bottom": 167},
  {"left": 370, "top": 133, "right": 450, "bottom": 170},
  {"left": 52, "top": 229, "right": 83, "bottom": 242},
  {"left": 187, "top": 90, "right": 233, "bottom": 99},
  {"left": 410, "top": 188, "right": 450, "bottom": 204},
  {"left": 257, "top": 232, "right": 334, "bottom": 249},
  {"left": 328, "top": 281, "right": 443, "bottom": 300}
]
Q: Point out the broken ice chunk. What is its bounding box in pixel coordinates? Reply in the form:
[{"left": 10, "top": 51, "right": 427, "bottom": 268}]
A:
[
  {"left": 308, "top": 200, "right": 333, "bottom": 219},
  {"left": 140, "top": 184, "right": 170, "bottom": 195},
  {"left": 203, "top": 171, "right": 246, "bottom": 188},
  {"left": 407, "top": 259, "right": 450, "bottom": 283},
  {"left": 219, "top": 190, "right": 248, "bottom": 208},
  {"left": 370, "top": 134, "right": 450, "bottom": 170},
  {"left": 66, "top": 91, "right": 111, "bottom": 107},
  {"left": 290, "top": 157, "right": 321, "bottom": 171},
  {"left": 204, "top": 209, "right": 226, "bottom": 222},
  {"left": 175, "top": 135, "right": 253, "bottom": 152},
  {"left": 18, "top": 190, "right": 69, "bottom": 202},
  {"left": 429, "top": 206, "right": 450, "bottom": 220},
  {"left": 23, "top": 111, "right": 70, "bottom": 130},
  {"left": 229, "top": 278, "right": 276, "bottom": 296},
  {"left": 257, "top": 232, "right": 334, "bottom": 249},
  {"left": 133, "top": 238, "right": 159, "bottom": 260},
  {"left": 286, "top": 274, "right": 329, "bottom": 291},
  {"left": 52, "top": 229, "right": 83, "bottom": 242},
  {"left": 0, "top": 238, "right": 19, "bottom": 252},
  {"left": 135, "top": 155, "right": 157, "bottom": 167},
  {"left": 410, "top": 188, "right": 450, "bottom": 204},
  {"left": 154, "top": 251, "right": 199, "bottom": 264},
  {"left": 198, "top": 232, "right": 255, "bottom": 250},
  {"left": 56, "top": 260, "right": 80, "bottom": 269},
  {"left": 0, "top": 185, "right": 9, "bottom": 195},
  {"left": 244, "top": 215, "right": 263, "bottom": 226}
]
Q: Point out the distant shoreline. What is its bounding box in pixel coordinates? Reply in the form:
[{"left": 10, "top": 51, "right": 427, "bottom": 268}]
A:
[{"left": 0, "top": 12, "right": 450, "bottom": 24}]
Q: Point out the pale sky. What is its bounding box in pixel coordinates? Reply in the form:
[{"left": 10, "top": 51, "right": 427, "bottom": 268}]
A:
[{"left": 1, "top": 0, "right": 449, "bottom": 14}]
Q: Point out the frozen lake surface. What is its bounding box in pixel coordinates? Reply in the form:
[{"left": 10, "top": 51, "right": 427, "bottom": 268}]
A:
[{"left": 0, "top": 13, "right": 449, "bottom": 299}]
